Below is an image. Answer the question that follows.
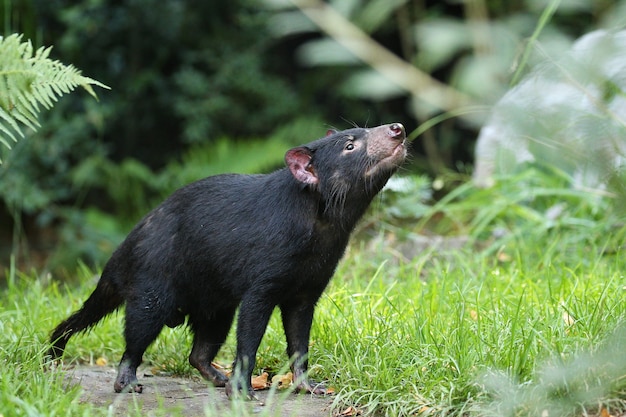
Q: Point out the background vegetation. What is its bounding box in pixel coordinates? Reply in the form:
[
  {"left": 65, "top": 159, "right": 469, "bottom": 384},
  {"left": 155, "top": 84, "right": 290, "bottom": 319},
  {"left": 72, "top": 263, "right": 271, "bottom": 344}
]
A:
[{"left": 1, "top": 0, "right": 624, "bottom": 273}]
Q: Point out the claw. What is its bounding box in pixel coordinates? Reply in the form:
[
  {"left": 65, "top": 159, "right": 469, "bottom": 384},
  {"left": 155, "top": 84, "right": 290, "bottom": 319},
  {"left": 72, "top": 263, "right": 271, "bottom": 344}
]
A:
[
  {"left": 295, "top": 379, "right": 328, "bottom": 395},
  {"left": 114, "top": 381, "right": 143, "bottom": 393},
  {"left": 225, "top": 381, "right": 257, "bottom": 400}
]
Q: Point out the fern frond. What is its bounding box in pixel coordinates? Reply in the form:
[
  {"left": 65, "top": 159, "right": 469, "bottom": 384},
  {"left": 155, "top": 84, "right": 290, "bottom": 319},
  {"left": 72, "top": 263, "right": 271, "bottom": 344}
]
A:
[{"left": 0, "top": 34, "right": 110, "bottom": 151}]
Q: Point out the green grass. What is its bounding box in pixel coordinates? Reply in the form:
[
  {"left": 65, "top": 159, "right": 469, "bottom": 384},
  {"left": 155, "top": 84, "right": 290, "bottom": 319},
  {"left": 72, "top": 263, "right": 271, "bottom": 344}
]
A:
[
  {"left": 318, "top": 238, "right": 626, "bottom": 416},
  {"left": 2, "top": 182, "right": 626, "bottom": 416}
]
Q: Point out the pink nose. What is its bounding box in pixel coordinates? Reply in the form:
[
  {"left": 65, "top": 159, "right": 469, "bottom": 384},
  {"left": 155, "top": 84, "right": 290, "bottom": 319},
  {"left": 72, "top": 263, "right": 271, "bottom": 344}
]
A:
[{"left": 389, "top": 123, "right": 405, "bottom": 138}]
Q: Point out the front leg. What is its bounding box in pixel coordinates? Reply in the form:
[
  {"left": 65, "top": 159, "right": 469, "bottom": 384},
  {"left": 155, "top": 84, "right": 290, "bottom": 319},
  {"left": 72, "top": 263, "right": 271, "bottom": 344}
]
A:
[
  {"left": 226, "top": 295, "right": 275, "bottom": 399},
  {"left": 280, "top": 301, "right": 327, "bottom": 395}
]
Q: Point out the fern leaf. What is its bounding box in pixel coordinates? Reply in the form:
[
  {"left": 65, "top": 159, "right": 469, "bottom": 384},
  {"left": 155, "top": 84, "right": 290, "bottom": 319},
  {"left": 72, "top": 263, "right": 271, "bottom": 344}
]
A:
[
  {"left": 0, "top": 107, "right": 22, "bottom": 146},
  {"left": 0, "top": 33, "right": 110, "bottom": 152}
]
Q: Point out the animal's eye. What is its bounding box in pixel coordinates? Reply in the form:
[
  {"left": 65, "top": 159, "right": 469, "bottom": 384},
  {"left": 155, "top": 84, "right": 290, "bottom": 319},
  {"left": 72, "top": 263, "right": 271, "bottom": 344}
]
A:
[{"left": 345, "top": 142, "right": 355, "bottom": 151}]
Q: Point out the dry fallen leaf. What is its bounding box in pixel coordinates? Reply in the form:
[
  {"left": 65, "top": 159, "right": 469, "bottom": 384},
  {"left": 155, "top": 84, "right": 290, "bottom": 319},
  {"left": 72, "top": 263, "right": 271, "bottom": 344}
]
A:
[
  {"left": 95, "top": 357, "right": 107, "bottom": 366},
  {"left": 470, "top": 309, "right": 479, "bottom": 321},
  {"left": 497, "top": 252, "right": 511, "bottom": 262},
  {"left": 212, "top": 362, "right": 232, "bottom": 377},
  {"left": 251, "top": 372, "right": 269, "bottom": 390},
  {"left": 211, "top": 362, "right": 226, "bottom": 370},
  {"left": 562, "top": 311, "right": 575, "bottom": 327},
  {"left": 271, "top": 372, "right": 293, "bottom": 389},
  {"left": 599, "top": 406, "right": 613, "bottom": 417},
  {"left": 337, "top": 406, "right": 361, "bottom": 416}
]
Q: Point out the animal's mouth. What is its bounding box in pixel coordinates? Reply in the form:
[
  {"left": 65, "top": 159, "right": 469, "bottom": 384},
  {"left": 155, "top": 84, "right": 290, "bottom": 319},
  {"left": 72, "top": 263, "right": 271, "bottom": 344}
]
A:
[
  {"left": 391, "top": 140, "right": 407, "bottom": 158},
  {"left": 383, "top": 139, "right": 406, "bottom": 163},
  {"left": 363, "top": 122, "right": 407, "bottom": 178},
  {"left": 365, "top": 139, "right": 407, "bottom": 177}
]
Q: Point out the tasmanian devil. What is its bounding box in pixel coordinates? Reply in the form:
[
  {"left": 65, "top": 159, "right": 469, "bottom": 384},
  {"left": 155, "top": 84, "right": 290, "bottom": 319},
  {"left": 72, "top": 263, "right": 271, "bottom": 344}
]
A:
[{"left": 48, "top": 123, "right": 407, "bottom": 398}]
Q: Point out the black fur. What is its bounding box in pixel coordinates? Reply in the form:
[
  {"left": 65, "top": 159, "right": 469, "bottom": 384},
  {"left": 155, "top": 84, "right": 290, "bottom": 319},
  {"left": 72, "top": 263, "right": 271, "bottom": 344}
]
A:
[{"left": 48, "top": 123, "right": 407, "bottom": 397}]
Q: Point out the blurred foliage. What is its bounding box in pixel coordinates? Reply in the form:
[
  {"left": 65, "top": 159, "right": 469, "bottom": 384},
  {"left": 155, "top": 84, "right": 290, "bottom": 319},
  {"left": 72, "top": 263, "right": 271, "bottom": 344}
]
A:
[
  {"left": 359, "top": 167, "right": 625, "bottom": 271},
  {"left": 424, "top": 168, "right": 621, "bottom": 252},
  {"left": 1, "top": 0, "right": 626, "bottom": 272},
  {"left": 168, "top": 116, "right": 326, "bottom": 180},
  {"left": 30, "top": 0, "right": 312, "bottom": 165},
  {"left": 269, "top": 0, "right": 626, "bottom": 171},
  {"left": 173, "top": 47, "right": 301, "bottom": 144},
  {"left": 379, "top": 175, "right": 433, "bottom": 220},
  {"left": 473, "top": 29, "right": 626, "bottom": 190}
]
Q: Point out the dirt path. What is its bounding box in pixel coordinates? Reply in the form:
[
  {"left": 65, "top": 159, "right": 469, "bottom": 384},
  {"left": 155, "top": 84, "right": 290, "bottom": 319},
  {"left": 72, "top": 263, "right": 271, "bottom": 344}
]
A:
[{"left": 65, "top": 366, "right": 336, "bottom": 416}]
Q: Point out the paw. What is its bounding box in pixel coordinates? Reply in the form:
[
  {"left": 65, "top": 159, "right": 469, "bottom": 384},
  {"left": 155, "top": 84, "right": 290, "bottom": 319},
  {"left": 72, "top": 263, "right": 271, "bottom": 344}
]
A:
[
  {"left": 198, "top": 364, "right": 229, "bottom": 387},
  {"left": 114, "top": 366, "right": 142, "bottom": 394},
  {"left": 209, "top": 369, "right": 229, "bottom": 387},
  {"left": 295, "top": 379, "right": 328, "bottom": 395},
  {"left": 225, "top": 381, "right": 257, "bottom": 400},
  {"left": 113, "top": 360, "right": 143, "bottom": 394},
  {"left": 114, "top": 380, "right": 143, "bottom": 393}
]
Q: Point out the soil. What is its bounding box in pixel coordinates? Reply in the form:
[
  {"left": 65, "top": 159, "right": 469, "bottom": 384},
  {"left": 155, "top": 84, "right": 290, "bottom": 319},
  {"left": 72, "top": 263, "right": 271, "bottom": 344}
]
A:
[{"left": 64, "top": 366, "right": 336, "bottom": 417}]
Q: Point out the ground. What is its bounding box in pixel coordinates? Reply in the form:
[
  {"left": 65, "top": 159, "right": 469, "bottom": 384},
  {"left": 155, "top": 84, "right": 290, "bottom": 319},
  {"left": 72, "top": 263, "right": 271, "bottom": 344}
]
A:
[{"left": 65, "top": 366, "right": 336, "bottom": 417}]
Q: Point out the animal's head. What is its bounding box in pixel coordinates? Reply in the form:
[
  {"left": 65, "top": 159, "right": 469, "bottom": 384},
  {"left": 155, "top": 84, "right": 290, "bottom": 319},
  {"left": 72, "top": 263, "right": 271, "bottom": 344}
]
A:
[{"left": 285, "top": 123, "right": 407, "bottom": 222}]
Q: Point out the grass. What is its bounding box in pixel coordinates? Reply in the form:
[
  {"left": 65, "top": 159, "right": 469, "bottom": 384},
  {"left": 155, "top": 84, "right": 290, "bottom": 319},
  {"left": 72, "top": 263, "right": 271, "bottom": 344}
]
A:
[
  {"left": 322, "top": 239, "right": 626, "bottom": 416},
  {"left": 2, "top": 176, "right": 626, "bottom": 416}
]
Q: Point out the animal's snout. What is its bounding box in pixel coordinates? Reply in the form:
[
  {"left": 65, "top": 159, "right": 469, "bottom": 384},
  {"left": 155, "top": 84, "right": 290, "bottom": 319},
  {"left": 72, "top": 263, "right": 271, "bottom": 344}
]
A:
[{"left": 388, "top": 123, "right": 405, "bottom": 139}]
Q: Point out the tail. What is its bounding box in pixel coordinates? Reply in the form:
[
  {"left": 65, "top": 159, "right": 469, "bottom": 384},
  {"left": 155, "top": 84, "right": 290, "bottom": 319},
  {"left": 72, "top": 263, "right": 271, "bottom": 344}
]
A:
[{"left": 48, "top": 275, "right": 124, "bottom": 359}]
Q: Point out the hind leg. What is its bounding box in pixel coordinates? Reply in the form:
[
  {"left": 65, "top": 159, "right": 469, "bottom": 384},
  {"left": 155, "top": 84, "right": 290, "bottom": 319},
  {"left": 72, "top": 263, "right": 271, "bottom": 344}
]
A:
[
  {"left": 114, "top": 300, "right": 169, "bottom": 393},
  {"left": 188, "top": 309, "right": 236, "bottom": 387}
]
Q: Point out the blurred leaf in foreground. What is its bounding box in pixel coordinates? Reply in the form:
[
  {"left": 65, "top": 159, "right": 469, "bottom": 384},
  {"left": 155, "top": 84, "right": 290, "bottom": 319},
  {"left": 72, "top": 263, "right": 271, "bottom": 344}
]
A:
[{"left": 473, "top": 29, "right": 626, "bottom": 191}]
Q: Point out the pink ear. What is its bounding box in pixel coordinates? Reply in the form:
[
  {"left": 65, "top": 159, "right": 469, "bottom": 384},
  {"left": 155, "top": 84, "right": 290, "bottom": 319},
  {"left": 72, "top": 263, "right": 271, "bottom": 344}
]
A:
[
  {"left": 285, "top": 147, "right": 318, "bottom": 185},
  {"left": 326, "top": 129, "right": 338, "bottom": 136}
]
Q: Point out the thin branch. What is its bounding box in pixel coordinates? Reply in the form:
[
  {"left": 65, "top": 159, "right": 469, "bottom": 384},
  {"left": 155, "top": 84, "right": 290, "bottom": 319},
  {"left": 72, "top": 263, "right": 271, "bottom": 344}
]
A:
[{"left": 289, "top": 0, "right": 477, "bottom": 112}]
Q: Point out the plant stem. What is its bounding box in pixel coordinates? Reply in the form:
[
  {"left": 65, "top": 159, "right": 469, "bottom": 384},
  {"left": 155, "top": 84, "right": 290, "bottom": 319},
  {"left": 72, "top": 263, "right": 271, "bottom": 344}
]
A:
[
  {"left": 510, "top": 0, "right": 561, "bottom": 86},
  {"left": 290, "top": 0, "right": 477, "bottom": 112}
]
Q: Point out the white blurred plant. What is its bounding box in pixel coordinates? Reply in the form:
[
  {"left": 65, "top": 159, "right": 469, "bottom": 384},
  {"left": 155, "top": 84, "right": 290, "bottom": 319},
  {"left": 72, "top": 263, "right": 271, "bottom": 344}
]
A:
[
  {"left": 473, "top": 29, "right": 626, "bottom": 190},
  {"left": 479, "top": 324, "right": 626, "bottom": 416}
]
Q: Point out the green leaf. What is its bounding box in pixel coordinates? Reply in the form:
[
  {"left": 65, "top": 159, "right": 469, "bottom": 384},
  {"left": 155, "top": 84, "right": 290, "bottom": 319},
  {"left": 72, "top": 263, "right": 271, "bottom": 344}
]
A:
[
  {"left": 0, "top": 107, "right": 23, "bottom": 142},
  {"left": 414, "top": 18, "right": 472, "bottom": 72},
  {"left": 0, "top": 33, "right": 110, "bottom": 154},
  {"left": 355, "top": 0, "right": 409, "bottom": 33},
  {"left": 341, "top": 69, "right": 405, "bottom": 100}
]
